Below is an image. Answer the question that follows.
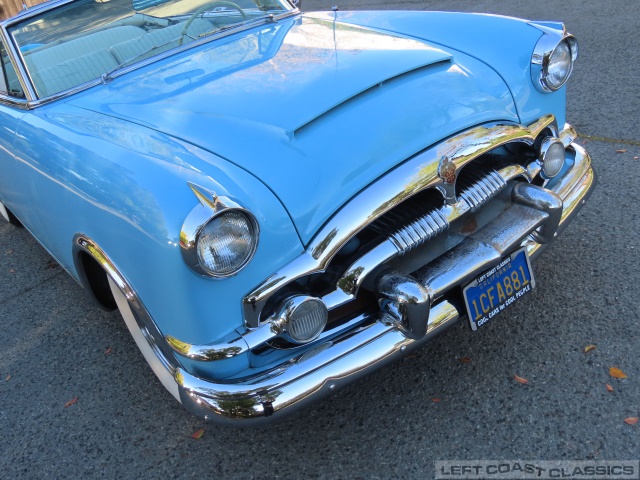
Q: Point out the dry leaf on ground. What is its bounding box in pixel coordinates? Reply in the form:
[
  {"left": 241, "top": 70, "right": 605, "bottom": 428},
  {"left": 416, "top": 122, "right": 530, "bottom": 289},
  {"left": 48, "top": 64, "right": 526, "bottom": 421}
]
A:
[
  {"left": 64, "top": 397, "right": 78, "bottom": 408},
  {"left": 514, "top": 375, "right": 528, "bottom": 384},
  {"left": 583, "top": 345, "right": 596, "bottom": 353},
  {"left": 616, "top": 149, "right": 627, "bottom": 153},
  {"left": 609, "top": 367, "right": 628, "bottom": 379},
  {"left": 191, "top": 429, "right": 205, "bottom": 439},
  {"left": 624, "top": 417, "right": 638, "bottom": 425},
  {"left": 104, "top": 347, "right": 112, "bottom": 355},
  {"left": 5, "top": 374, "right": 11, "bottom": 382},
  {"left": 458, "top": 357, "right": 471, "bottom": 363},
  {"left": 432, "top": 398, "right": 441, "bottom": 403},
  {"left": 605, "top": 383, "right": 614, "bottom": 392}
]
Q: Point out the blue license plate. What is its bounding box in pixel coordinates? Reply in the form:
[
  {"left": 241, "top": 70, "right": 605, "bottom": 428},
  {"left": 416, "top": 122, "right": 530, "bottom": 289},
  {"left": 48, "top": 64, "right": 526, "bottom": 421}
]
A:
[{"left": 463, "top": 248, "right": 535, "bottom": 331}]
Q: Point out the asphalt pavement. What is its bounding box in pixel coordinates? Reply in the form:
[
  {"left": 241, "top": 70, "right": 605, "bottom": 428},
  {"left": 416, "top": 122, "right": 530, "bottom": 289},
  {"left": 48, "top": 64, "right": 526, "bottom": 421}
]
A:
[{"left": 1, "top": 1, "right": 639, "bottom": 478}]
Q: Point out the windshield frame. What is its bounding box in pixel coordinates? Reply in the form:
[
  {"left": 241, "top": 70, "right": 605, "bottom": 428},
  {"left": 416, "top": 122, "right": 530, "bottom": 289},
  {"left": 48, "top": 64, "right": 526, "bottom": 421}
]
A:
[{"left": 1, "top": 0, "right": 299, "bottom": 107}]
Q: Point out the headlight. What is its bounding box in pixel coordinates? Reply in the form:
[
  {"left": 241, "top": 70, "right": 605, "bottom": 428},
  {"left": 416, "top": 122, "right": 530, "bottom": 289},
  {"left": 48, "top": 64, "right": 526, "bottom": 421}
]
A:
[
  {"left": 531, "top": 30, "right": 578, "bottom": 93},
  {"left": 197, "top": 210, "right": 258, "bottom": 277},
  {"left": 181, "top": 183, "right": 259, "bottom": 278}
]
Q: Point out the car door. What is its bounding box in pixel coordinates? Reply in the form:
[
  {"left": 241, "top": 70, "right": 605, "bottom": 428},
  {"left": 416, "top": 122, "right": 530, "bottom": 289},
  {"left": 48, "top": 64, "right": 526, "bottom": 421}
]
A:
[{"left": 0, "top": 38, "right": 29, "bottom": 223}]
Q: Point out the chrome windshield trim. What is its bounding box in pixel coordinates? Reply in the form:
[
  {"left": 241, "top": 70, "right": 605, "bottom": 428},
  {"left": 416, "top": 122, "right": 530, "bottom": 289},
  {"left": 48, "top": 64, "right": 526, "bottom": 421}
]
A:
[
  {"left": 242, "top": 115, "right": 557, "bottom": 327},
  {"left": 0, "top": 25, "right": 37, "bottom": 102}
]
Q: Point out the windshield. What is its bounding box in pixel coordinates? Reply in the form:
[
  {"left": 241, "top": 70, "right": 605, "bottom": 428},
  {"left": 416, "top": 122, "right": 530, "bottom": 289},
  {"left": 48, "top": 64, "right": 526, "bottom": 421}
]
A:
[{"left": 9, "top": 0, "right": 294, "bottom": 98}]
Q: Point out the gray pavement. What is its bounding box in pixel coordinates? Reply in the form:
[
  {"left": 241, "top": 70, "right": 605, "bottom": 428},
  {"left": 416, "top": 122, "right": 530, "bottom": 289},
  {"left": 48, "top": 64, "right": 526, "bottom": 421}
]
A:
[{"left": 1, "top": 1, "right": 640, "bottom": 479}]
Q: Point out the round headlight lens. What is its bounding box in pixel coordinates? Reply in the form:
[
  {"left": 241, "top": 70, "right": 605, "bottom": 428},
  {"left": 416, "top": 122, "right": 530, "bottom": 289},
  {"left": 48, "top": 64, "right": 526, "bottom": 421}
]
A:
[
  {"left": 545, "top": 40, "right": 573, "bottom": 91},
  {"left": 539, "top": 137, "right": 566, "bottom": 178},
  {"left": 196, "top": 210, "right": 257, "bottom": 277}
]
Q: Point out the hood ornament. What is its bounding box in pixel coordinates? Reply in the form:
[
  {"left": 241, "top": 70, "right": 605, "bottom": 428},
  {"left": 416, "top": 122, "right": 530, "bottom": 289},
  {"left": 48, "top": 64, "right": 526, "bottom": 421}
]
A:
[{"left": 437, "top": 155, "right": 458, "bottom": 204}]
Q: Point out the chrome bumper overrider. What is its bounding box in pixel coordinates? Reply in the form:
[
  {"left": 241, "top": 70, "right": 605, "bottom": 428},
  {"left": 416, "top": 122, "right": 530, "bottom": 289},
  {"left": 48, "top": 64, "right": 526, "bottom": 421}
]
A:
[
  {"left": 87, "top": 117, "right": 595, "bottom": 425},
  {"left": 175, "top": 131, "right": 595, "bottom": 425}
]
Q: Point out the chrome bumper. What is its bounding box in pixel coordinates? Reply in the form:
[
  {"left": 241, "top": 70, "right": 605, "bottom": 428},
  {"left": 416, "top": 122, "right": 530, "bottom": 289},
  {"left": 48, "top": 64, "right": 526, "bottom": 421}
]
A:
[{"left": 175, "top": 141, "right": 595, "bottom": 425}]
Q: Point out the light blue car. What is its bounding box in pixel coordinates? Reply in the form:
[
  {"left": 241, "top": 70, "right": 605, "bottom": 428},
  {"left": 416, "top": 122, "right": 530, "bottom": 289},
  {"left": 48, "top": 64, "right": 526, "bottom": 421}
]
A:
[{"left": 0, "top": 0, "right": 595, "bottom": 424}]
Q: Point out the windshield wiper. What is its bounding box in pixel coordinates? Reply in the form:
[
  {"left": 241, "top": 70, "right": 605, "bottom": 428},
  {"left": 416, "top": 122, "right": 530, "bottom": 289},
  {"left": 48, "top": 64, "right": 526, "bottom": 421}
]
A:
[
  {"left": 102, "top": 14, "right": 283, "bottom": 83},
  {"left": 102, "top": 35, "right": 187, "bottom": 83},
  {"left": 197, "top": 13, "right": 279, "bottom": 40}
]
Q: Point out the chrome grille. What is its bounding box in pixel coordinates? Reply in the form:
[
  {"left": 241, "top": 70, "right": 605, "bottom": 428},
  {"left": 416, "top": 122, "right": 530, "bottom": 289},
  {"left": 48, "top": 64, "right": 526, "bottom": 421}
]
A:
[
  {"left": 458, "top": 168, "right": 507, "bottom": 212},
  {"left": 388, "top": 209, "right": 449, "bottom": 254}
]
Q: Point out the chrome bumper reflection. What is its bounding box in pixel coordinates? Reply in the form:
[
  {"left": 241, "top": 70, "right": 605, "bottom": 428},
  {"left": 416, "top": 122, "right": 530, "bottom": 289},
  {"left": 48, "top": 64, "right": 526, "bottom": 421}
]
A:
[{"left": 174, "top": 140, "right": 595, "bottom": 425}]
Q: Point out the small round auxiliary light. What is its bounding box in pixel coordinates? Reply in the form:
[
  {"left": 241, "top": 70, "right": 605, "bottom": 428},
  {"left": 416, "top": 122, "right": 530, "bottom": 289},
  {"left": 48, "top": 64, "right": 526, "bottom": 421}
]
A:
[
  {"left": 539, "top": 137, "right": 566, "bottom": 178},
  {"left": 276, "top": 296, "right": 328, "bottom": 344}
]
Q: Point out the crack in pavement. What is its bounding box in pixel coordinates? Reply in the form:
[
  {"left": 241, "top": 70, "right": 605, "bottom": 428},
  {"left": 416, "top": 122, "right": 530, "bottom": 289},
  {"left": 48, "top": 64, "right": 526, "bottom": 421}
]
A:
[{"left": 578, "top": 134, "right": 640, "bottom": 147}]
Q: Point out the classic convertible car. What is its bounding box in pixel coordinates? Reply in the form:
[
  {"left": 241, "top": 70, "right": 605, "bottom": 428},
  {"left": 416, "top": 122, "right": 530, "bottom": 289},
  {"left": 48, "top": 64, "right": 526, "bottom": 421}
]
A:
[{"left": 0, "top": 0, "right": 595, "bottom": 424}]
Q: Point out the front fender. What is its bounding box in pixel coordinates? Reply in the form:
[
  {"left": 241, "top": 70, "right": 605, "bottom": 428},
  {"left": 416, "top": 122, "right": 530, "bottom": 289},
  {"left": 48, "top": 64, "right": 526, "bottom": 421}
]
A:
[{"left": 13, "top": 103, "right": 303, "bottom": 376}]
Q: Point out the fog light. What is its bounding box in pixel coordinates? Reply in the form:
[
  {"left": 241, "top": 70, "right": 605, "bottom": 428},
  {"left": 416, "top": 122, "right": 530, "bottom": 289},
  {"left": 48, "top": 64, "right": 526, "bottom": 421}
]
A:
[
  {"left": 276, "top": 296, "right": 328, "bottom": 344},
  {"left": 539, "top": 137, "right": 566, "bottom": 178}
]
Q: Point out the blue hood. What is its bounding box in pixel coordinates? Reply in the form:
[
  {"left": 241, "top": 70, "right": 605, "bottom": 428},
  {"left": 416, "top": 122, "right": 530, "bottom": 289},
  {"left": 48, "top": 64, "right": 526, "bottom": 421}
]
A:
[{"left": 70, "top": 14, "right": 518, "bottom": 244}]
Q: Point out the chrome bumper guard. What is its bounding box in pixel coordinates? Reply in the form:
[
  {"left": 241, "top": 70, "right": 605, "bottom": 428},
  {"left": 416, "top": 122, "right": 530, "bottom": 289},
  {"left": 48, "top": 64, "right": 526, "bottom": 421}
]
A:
[{"left": 173, "top": 139, "right": 595, "bottom": 425}]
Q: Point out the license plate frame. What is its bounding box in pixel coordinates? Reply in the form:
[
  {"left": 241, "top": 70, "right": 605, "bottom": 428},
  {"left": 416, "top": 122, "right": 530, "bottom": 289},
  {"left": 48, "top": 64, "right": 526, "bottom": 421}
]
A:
[{"left": 463, "top": 248, "right": 535, "bottom": 331}]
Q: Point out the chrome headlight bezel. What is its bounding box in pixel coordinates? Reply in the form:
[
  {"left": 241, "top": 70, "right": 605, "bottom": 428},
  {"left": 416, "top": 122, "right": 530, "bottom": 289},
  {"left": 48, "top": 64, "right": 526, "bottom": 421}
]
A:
[
  {"left": 531, "top": 29, "right": 578, "bottom": 93},
  {"left": 180, "top": 183, "right": 259, "bottom": 279}
]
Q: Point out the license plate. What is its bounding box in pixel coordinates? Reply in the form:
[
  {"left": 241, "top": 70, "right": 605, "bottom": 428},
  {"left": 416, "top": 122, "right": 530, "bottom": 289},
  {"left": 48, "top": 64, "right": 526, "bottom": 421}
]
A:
[{"left": 463, "top": 248, "right": 535, "bottom": 331}]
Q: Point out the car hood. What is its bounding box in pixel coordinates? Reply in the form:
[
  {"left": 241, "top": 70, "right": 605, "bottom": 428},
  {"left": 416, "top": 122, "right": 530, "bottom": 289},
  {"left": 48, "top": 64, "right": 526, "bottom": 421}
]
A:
[{"left": 69, "top": 14, "right": 518, "bottom": 245}]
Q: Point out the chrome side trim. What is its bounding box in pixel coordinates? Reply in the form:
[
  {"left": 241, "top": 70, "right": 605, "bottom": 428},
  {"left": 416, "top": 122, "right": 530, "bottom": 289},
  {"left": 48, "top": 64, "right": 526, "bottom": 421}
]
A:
[{"left": 242, "top": 115, "right": 557, "bottom": 327}]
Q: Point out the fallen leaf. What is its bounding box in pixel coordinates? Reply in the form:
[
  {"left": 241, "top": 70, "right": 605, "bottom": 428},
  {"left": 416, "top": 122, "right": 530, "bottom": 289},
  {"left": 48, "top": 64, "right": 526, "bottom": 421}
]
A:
[
  {"left": 405, "top": 354, "right": 417, "bottom": 360},
  {"left": 583, "top": 344, "right": 597, "bottom": 353},
  {"left": 6, "top": 249, "right": 14, "bottom": 254},
  {"left": 634, "top": 156, "right": 639, "bottom": 160},
  {"left": 458, "top": 357, "right": 471, "bottom": 363},
  {"left": 514, "top": 375, "right": 529, "bottom": 385},
  {"left": 624, "top": 417, "right": 638, "bottom": 425},
  {"left": 104, "top": 347, "right": 112, "bottom": 355},
  {"left": 5, "top": 374, "right": 11, "bottom": 382},
  {"left": 616, "top": 149, "right": 627, "bottom": 153},
  {"left": 191, "top": 428, "right": 205, "bottom": 439},
  {"left": 9, "top": 269, "right": 16, "bottom": 273},
  {"left": 432, "top": 398, "right": 441, "bottom": 403},
  {"left": 64, "top": 396, "right": 78, "bottom": 408},
  {"left": 609, "top": 367, "right": 628, "bottom": 379},
  {"left": 605, "top": 383, "right": 614, "bottom": 392}
]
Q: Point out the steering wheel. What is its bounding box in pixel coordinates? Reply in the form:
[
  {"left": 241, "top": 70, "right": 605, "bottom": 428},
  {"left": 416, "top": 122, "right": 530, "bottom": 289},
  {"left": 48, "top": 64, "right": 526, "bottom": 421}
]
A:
[{"left": 181, "top": 1, "right": 247, "bottom": 39}]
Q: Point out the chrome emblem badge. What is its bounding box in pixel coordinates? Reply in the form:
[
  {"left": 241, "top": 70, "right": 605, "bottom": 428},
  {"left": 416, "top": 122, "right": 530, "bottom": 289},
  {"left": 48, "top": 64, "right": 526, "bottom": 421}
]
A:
[{"left": 438, "top": 155, "right": 457, "bottom": 184}]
